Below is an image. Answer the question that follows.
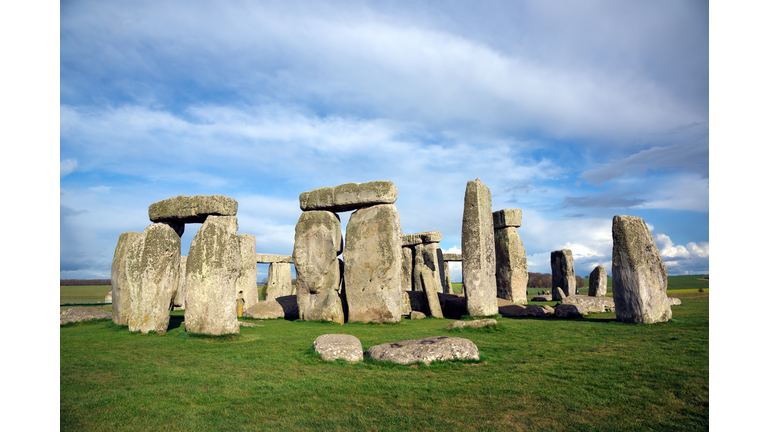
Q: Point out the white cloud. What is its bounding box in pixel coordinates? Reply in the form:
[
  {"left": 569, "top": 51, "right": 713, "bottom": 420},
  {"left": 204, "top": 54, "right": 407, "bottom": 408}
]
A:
[
  {"left": 686, "top": 241, "right": 709, "bottom": 258},
  {"left": 60, "top": 159, "right": 77, "bottom": 177},
  {"left": 89, "top": 186, "right": 111, "bottom": 193},
  {"left": 655, "top": 233, "right": 690, "bottom": 258}
]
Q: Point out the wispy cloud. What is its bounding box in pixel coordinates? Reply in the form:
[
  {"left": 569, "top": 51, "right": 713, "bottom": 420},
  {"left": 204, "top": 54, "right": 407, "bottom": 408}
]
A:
[{"left": 60, "top": 159, "right": 78, "bottom": 177}]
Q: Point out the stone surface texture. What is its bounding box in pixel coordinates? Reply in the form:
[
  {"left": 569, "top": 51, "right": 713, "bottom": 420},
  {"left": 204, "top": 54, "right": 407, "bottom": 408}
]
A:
[
  {"left": 172, "top": 256, "right": 187, "bottom": 310},
  {"left": 589, "top": 265, "right": 608, "bottom": 297},
  {"left": 494, "top": 226, "right": 528, "bottom": 305},
  {"left": 104, "top": 290, "right": 112, "bottom": 303},
  {"left": 293, "top": 211, "right": 345, "bottom": 324},
  {"left": 126, "top": 223, "right": 181, "bottom": 334},
  {"left": 266, "top": 262, "right": 293, "bottom": 301},
  {"left": 492, "top": 209, "right": 522, "bottom": 229},
  {"left": 444, "top": 318, "right": 497, "bottom": 329},
  {"left": 236, "top": 234, "right": 259, "bottom": 310},
  {"left": 423, "top": 242, "right": 445, "bottom": 296},
  {"left": 344, "top": 204, "right": 402, "bottom": 323},
  {"left": 401, "top": 290, "right": 428, "bottom": 316},
  {"left": 61, "top": 307, "right": 113, "bottom": 325},
  {"left": 443, "top": 260, "right": 452, "bottom": 292},
  {"left": 420, "top": 268, "right": 444, "bottom": 318},
  {"left": 148, "top": 195, "right": 238, "bottom": 224},
  {"left": 254, "top": 253, "right": 294, "bottom": 263},
  {"left": 110, "top": 231, "right": 140, "bottom": 325},
  {"left": 524, "top": 304, "right": 555, "bottom": 317},
  {"left": 410, "top": 311, "right": 427, "bottom": 319},
  {"left": 554, "top": 303, "right": 587, "bottom": 318},
  {"left": 184, "top": 216, "right": 241, "bottom": 335},
  {"left": 561, "top": 295, "right": 615, "bottom": 313},
  {"left": 401, "top": 246, "right": 413, "bottom": 292},
  {"left": 551, "top": 249, "right": 577, "bottom": 300},
  {"left": 668, "top": 297, "right": 682, "bottom": 306},
  {"left": 612, "top": 215, "right": 672, "bottom": 324},
  {"left": 365, "top": 336, "right": 479, "bottom": 365},
  {"left": 442, "top": 253, "right": 463, "bottom": 261},
  {"left": 243, "top": 295, "right": 299, "bottom": 320},
  {"left": 313, "top": 334, "right": 364, "bottom": 362},
  {"left": 461, "top": 178, "right": 498, "bottom": 316},
  {"left": 401, "top": 231, "right": 442, "bottom": 246},
  {"left": 299, "top": 181, "right": 398, "bottom": 212}
]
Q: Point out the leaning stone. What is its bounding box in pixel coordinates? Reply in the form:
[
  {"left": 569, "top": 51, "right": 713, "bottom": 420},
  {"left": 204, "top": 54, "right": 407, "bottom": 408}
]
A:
[
  {"left": 668, "top": 297, "right": 682, "bottom": 306},
  {"left": 494, "top": 226, "right": 528, "bottom": 305},
  {"left": 314, "top": 334, "right": 364, "bottom": 362},
  {"left": 555, "top": 287, "right": 567, "bottom": 300},
  {"left": 420, "top": 268, "right": 444, "bottom": 319},
  {"left": 551, "top": 250, "right": 577, "bottom": 300},
  {"left": 344, "top": 204, "right": 402, "bottom": 323},
  {"left": 589, "top": 265, "right": 608, "bottom": 297},
  {"left": 612, "top": 215, "right": 672, "bottom": 324},
  {"left": 554, "top": 303, "right": 587, "bottom": 318},
  {"left": 266, "top": 263, "right": 293, "bottom": 301},
  {"left": 293, "top": 211, "right": 345, "bottom": 324},
  {"left": 492, "top": 209, "right": 522, "bottom": 229},
  {"left": 254, "top": 253, "right": 294, "bottom": 264},
  {"left": 461, "top": 178, "right": 498, "bottom": 317},
  {"left": 148, "top": 195, "right": 238, "bottom": 224},
  {"left": 110, "top": 231, "right": 140, "bottom": 325},
  {"left": 442, "top": 253, "right": 463, "bottom": 261},
  {"left": 437, "top": 248, "right": 448, "bottom": 293},
  {"left": 365, "top": 336, "right": 479, "bottom": 365},
  {"left": 410, "top": 311, "right": 427, "bottom": 320},
  {"left": 299, "top": 180, "right": 398, "bottom": 212},
  {"left": 401, "top": 246, "right": 413, "bottom": 292},
  {"left": 401, "top": 231, "right": 442, "bottom": 246},
  {"left": 561, "top": 295, "right": 615, "bottom": 313},
  {"left": 445, "top": 318, "right": 497, "bottom": 329},
  {"left": 125, "top": 223, "right": 181, "bottom": 334},
  {"left": 423, "top": 242, "right": 445, "bottom": 296},
  {"left": 237, "top": 234, "right": 259, "bottom": 310},
  {"left": 60, "top": 307, "right": 113, "bottom": 325},
  {"left": 184, "top": 216, "right": 241, "bottom": 335},
  {"left": 172, "top": 256, "right": 187, "bottom": 310}
]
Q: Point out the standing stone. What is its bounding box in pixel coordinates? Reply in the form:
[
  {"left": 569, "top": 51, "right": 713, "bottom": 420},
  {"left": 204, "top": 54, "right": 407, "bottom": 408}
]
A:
[
  {"left": 412, "top": 243, "right": 426, "bottom": 292},
  {"left": 344, "top": 204, "right": 402, "bottom": 323},
  {"left": 172, "top": 256, "right": 187, "bottom": 310},
  {"left": 266, "top": 263, "right": 293, "bottom": 301},
  {"left": 588, "top": 265, "right": 608, "bottom": 297},
  {"left": 461, "top": 179, "right": 498, "bottom": 316},
  {"left": 401, "top": 246, "right": 413, "bottom": 292},
  {"left": 293, "top": 211, "right": 345, "bottom": 324},
  {"left": 236, "top": 234, "right": 259, "bottom": 310},
  {"left": 443, "top": 260, "right": 452, "bottom": 293},
  {"left": 494, "top": 224, "right": 528, "bottom": 305},
  {"left": 420, "top": 268, "right": 444, "bottom": 318},
  {"left": 184, "top": 216, "right": 241, "bottom": 335},
  {"left": 110, "top": 231, "right": 140, "bottom": 325},
  {"left": 612, "top": 215, "right": 672, "bottom": 324},
  {"left": 437, "top": 248, "right": 448, "bottom": 294},
  {"left": 551, "top": 249, "right": 577, "bottom": 301},
  {"left": 126, "top": 223, "right": 181, "bottom": 334}
]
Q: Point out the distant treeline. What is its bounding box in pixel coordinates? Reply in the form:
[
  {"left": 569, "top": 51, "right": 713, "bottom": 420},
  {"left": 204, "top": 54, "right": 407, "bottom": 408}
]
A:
[
  {"left": 527, "top": 273, "right": 586, "bottom": 289},
  {"left": 61, "top": 279, "right": 111, "bottom": 286}
]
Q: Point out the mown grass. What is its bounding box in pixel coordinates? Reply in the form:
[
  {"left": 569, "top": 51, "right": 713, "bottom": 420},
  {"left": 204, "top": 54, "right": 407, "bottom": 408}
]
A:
[{"left": 61, "top": 279, "right": 708, "bottom": 431}]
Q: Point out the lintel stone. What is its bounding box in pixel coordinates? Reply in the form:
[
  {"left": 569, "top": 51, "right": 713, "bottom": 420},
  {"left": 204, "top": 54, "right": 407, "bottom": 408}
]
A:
[
  {"left": 148, "top": 195, "right": 238, "bottom": 224},
  {"left": 493, "top": 209, "right": 522, "bottom": 229},
  {"left": 254, "top": 253, "right": 294, "bottom": 264},
  {"left": 442, "top": 253, "right": 463, "bottom": 261},
  {"left": 299, "top": 181, "right": 398, "bottom": 212},
  {"left": 401, "top": 231, "right": 442, "bottom": 246}
]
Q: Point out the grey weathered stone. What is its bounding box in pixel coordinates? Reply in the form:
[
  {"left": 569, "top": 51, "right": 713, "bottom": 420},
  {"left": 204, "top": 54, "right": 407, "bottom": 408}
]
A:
[
  {"left": 523, "top": 304, "right": 554, "bottom": 317},
  {"left": 401, "top": 231, "right": 442, "bottom": 246},
  {"left": 423, "top": 242, "right": 445, "bottom": 296},
  {"left": 184, "top": 216, "right": 241, "bottom": 335},
  {"left": 401, "top": 246, "right": 413, "bottom": 292},
  {"left": 438, "top": 293, "right": 468, "bottom": 319},
  {"left": 410, "top": 311, "right": 427, "bottom": 319},
  {"left": 412, "top": 243, "right": 426, "bottom": 292},
  {"left": 551, "top": 250, "right": 577, "bottom": 300},
  {"left": 420, "top": 268, "right": 444, "bottom": 319},
  {"left": 266, "top": 263, "right": 293, "bottom": 301},
  {"left": 612, "top": 215, "right": 672, "bottom": 324},
  {"left": 554, "top": 303, "right": 587, "bottom": 318},
  {"left": 236, "top": 234, "right": 259, "bottom": 310},
  {"left": 313, "top": 334, "right": 364, "bottom": 362},
  {"left": 110, "top": 231, "right": 141, "bottom": 325},
  {"left": 461, "top": 178, "right": 498, "bottom": 317},
  {"left": 530, "top": 295, "right": 551, "bottom": 302},
  {"left": 494, "top": 226, "right": 528, "bottom": 305},
  {"left": 365, "top": 336, "right": 479, "bottom": 365},
  {"left": 126, "top": 223, "right": 181, "bottom": 334},
  {"left": 437, "top": 248, "right": 448, "bottom": 294},
  {"left": 172, "top": 256, "right": 187, "bottom": 310},
  {"left": 148, "top": 195, "right": 238, "bottom": 224},
  {"left": 561, "top": 295, "right": 615, "bottom": 313},
  {"left": 60, "top": 307, "right": 113, "bottom": 325},
  {"left": 344, "top": 204, "right": 402, "bottom": 323},
  {"left": 401, "top": 290, "right": 428, "bottom": 316},
  {"left": 442, "top": 253, "right": 463, "bottom": 261},
  {"left": 445, "top": 318, "right": 497, "bottom": 329},
  {"left": 498, "top": 303, "right": 526, "bottom": 317},
  {"left": 443, "top": 260, "right": 452, "bottom": 293},
  {"left": 493, "top": 209, "right": 522, "bottom": 229},
  {"left": 293, "top": 211, "right": 345, "bottom": 324},
  {"left": 554, "top": 287, "right": 567, "bottom": 300},
  {"left": 104, "top": 290, "right": 112, "bottom": 304},
  {"left": 254, "top": 253, "right": 294, "bottom": 263},
  {"left": 299, "top": 180, "right": 398, "bottom": 212},
  {"left": 589, "top": 265, "right": 608, "bottom": 297},
  {"left": 243, "top": 295, "right": 299, "bottom": 320},
  {"left": 668, "top": 297, "right": 682, "bottom": 306}
]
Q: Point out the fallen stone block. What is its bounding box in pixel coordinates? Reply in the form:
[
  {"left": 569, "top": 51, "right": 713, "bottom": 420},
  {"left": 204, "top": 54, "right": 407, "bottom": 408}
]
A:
[
  {"left": 561, "top": 295, "right": 615, "bottom": 313},
  {"left": 554, "top": 303, "right": 587, "bottom": 318},
  {"left": 314, "top": 334, "right": 364, "bottom": 362},
  {"left": 523, "top": 304, "right": 554, "bottom": 317},
  {"left": 364, "top": 336, "right": 480, "bottom": 365},
  {"left": 243, "top": 295, "right": 300, "bottom": 320},
  {"left": 410, "top": 311, "right": 427, "bottom": 319},
  {"left": 444, "top": 318, "right": 497, "bottom": 329},
  {"left": 60, "top": 307, "right": 113, "bottom": 325}
]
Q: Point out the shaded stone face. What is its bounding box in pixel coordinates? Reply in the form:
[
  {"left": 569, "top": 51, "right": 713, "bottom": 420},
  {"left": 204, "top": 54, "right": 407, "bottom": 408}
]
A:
[
  {"left": 236, "top": 234, "right": 259, "bottom": 310},
  {"left": 461, "top": 179, "right": 498, "bottom": 316},
  {"left": 126, "top": 223, "right": 182, "bottom": 334},
  {"left": 492, "top": 209, "right": 522, "bottom": 229},
  {"left": 344, "top": 204, "right": 402, "bottom": 323},
  {"left": 172, "top": 256, "right": 187, "bottom": 310},
  {"left": 184, "top": 216, "right": 241, "bottom": 335},
  {"left": 588, "top": 265, "right": 608, "bottom": 297},
  {"left": 266, "top": 262, "right": 293, "bottom": 301},
  {"left": 494, "top": 226, "right": 528, "bottom": 305},
  {"left": 612, "top": 215, "right": 672, "bottom": 324},
  {"left": 419, "top": 267, "right": 444, "bottom": 318},
  {"left": 443, "top": 260, "right": 452, "bottom": 292},
  {"left": 148, "top": 195, "right": 238, "bottom": 224},
  {"left": 299, "top": 181, "right": 398, "bottom": 212},
  {"left": 412, "top": 243, "right": 426, "bottom": 292},
  {"left": 111, "top": 231, "right": 140, "bottom": 325},
  {"left": 293, "top": 211, "right": 345, "bottom": 324},
  {"left": 401, "top": 246, "right": 413, "bottom": 292},
  {"left": 551, "top": 249, "right": 576, "bottom": 300}
]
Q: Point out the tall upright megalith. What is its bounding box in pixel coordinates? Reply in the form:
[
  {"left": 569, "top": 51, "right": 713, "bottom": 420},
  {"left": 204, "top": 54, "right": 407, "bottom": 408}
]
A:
[
  {"left": 172, "top": 256, "right": 187, "bottom": 310},
  {"left": 493, "top": 209, "right": 528, "bottom": 305},
  {"left": 293, "top": 211, "right": 345, "bottom": 324},
  {"left": 461, "top": 178, "right": 498, "bottom": 316},
  {"left": 266, "top": 263, "right": 293, "bottom": 300},
  {"left": 111, "top": 231, "right": 141, "bottom": 325},
  {"left": 185, "top": 216, "right": 241, "bottom": 335},
  {"left": 236, "top": 234, "right": 259, "bottom": 310},
  {"left": 345, "top": 204, "right": 403, "bottom": 323},
  {"left": 612, "top": 215, "right": 671, "bottom": 324},
  {"left": 551, "top": 249, "right": 576, "bottom": 301},
  {"left": 126, "top": 223, "right": 181, "bottom": 334},
  {"left": 588, "top": 265, "right": 607, "bottom": 297}
]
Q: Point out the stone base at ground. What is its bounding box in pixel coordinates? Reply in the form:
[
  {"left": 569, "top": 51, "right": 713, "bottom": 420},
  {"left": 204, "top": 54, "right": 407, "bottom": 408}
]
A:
[
  {"left": 560, "top": 295, "right": 615, "bottom": 313},
  {"left": 437, "top": 293, "right": 468, "bottom": 319},
  {"left": 444, "top": 318, "right": 497, "bottom": 329},
  {"left": 313, "top": 334, "right": 364, "bottom": 362},
  {"left": 364, "top": 336, "right": 479, "bottom": 365},
  {"left": 524, "top": 305, "right": 554, "bottom": 317},
  {"left": 60, "top": 307, "right": 113, "bottom": 325},
  {"left": 410, "top": 311, "right": 426, "bottom": 319}
]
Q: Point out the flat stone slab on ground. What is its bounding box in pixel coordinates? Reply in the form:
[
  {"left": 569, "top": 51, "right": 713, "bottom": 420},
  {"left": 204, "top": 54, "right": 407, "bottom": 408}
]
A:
[
  {"left": 444, "top": 318, "right": 497, "bottom": 329},
  {"left": 60, "top": 307, "right": 112, "bottom": 325},
  {"left": 300, "top": 181, "right": 398, "bottom": 212},
  {"left": 148, "top": 195, "right": 238, "bottom": 224},
  {"left": 365, "top": 336, "right": 480, "bottom": 365},
  {"left": 560, "top": 295, "right": 615, "bottom": 313},
  {"left": 238, "top": 321, "right": 264, "bottom": 327},
  {"left": 243, "top": 295, "right": 299, "bottom": 320},
  {"left": 523, "top": 304, "right": 554, "bottom": 317},
  {"left": 530, "top": 295, "right": 552, "bottom": 302},
  {"left": 313, "top": 334, "right": 364, "bottom": 362},
  {"left": 554, "top": 303, "right": 587, "bottom": 318}
]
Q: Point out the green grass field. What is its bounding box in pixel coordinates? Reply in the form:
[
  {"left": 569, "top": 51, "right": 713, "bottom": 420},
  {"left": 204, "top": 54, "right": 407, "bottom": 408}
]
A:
[{"left": 60, "top": 276, "right": 708, "bottom": 431}]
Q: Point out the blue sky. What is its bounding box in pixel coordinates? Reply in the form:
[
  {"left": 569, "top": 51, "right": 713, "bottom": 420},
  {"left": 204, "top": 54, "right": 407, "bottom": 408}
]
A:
[{"left": 59, "top": 0, "right": 709, "bottom": 280}]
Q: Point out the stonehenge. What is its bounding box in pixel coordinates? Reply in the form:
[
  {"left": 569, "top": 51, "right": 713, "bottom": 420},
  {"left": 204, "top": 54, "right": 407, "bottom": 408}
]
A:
[
  {"left": 494, "top": 209, "right": 528, "bottom": 305},
  {"left": 462, "top": 178, "right": 498, "bottom": 316},
  {"left": 401, "top": 231, "right": 447, "bottom": 317},
  {"left": 255, "top": 254, "right": 295, "bottom": 301},
  {"left": 588, "top": 265, "right": 607, "bottom": 297},
  {"left": 550, "top": 249, "right": 577, "bottom": 301}
]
